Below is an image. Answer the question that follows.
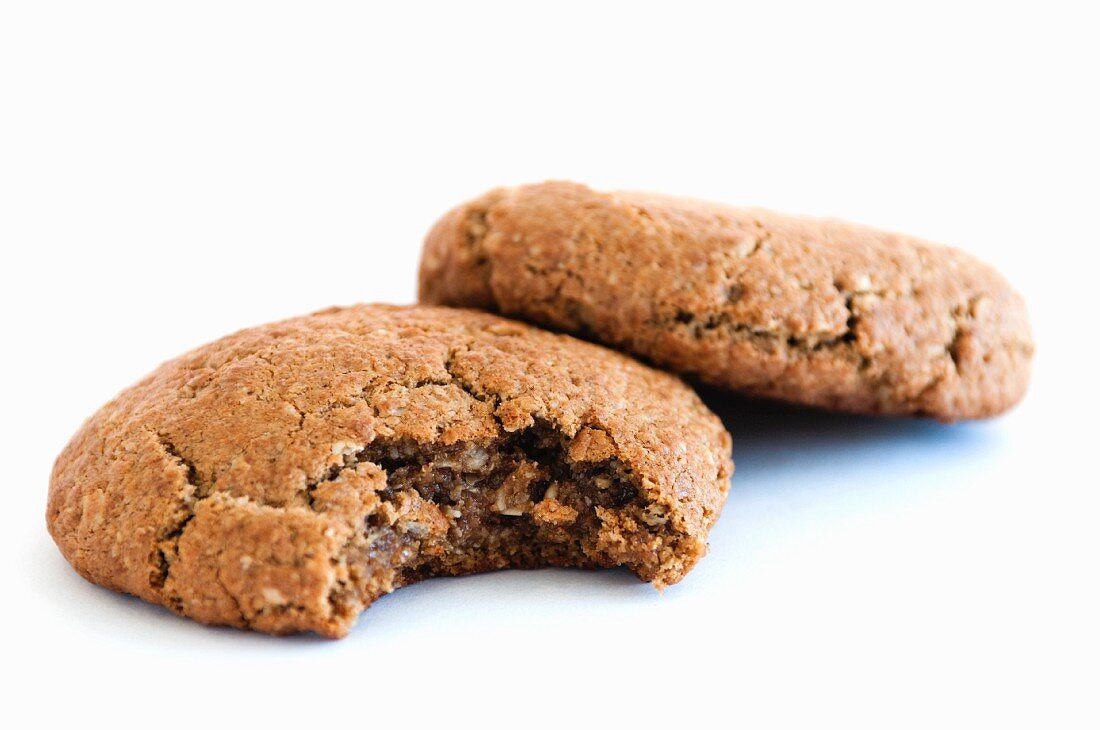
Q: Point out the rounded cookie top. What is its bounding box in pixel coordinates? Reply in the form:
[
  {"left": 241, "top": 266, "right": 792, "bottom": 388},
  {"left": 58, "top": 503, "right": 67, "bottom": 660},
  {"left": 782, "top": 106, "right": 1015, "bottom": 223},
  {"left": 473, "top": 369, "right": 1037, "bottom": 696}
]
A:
[
  {"left": 419, "top": 181, "right": 1034, "bottom": 420},
  {"left": 48, "top": 304, "right": 732, "bottom": 637}
]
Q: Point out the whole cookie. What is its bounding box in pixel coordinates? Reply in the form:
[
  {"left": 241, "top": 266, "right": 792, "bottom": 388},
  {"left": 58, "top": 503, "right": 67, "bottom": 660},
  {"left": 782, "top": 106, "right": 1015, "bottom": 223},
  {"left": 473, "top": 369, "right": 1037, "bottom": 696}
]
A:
[
  {"left": 48, "top": 304, "right": 732, "bottom": 637},
  {"left": 419, "top": 182, "right": 1034, "bottom": 420}
]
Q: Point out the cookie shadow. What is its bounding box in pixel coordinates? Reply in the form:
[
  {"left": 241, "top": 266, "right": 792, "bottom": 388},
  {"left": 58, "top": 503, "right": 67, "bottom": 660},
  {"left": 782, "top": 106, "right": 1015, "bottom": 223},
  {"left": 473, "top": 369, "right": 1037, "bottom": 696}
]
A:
[
  {"left": 29, "top": 532, "right": 654, "bottom": 648},
  {"left": 697, "top": 385, "right": 1004, "bottom": 498}
]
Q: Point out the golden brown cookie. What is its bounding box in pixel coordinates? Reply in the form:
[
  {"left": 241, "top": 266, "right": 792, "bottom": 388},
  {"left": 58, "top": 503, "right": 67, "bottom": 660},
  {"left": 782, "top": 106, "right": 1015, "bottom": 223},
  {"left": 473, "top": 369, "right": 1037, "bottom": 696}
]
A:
[
  {"left": 419, "top": 181, "right": 1034, "bottom": 420},
  {"left": 47, "top": 304, "right": 732, "bottom": 637}
]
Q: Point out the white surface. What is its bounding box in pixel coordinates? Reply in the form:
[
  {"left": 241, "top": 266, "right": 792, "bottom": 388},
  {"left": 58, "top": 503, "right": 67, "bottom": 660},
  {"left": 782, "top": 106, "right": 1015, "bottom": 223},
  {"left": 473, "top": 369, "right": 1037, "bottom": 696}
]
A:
[{"left": 2, "top": 1, "right": 1097, "bottom": 727}]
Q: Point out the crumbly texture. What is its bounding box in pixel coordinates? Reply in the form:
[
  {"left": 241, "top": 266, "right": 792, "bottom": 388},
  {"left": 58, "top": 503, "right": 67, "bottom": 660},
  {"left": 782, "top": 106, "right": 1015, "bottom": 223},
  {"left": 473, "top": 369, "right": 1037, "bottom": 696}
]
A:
[
  {"left": 419, "top": 181, "right": 1034, "bottom": 420},
  {"left": 47, "top": 304, "right": 732, "bottom": 638}
]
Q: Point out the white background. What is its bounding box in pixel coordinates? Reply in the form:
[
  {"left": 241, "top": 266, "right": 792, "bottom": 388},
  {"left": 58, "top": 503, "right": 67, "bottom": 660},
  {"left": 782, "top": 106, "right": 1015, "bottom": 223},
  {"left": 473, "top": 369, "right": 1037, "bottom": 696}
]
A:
[{"left": 2, "top": 1, "right": 1097, "bottom": 727}]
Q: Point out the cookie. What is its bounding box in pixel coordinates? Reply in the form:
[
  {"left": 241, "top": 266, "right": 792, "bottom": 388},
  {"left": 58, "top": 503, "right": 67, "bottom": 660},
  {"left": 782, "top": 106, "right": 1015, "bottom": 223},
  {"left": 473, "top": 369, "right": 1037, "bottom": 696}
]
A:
[
  {"left": 419, "top": 181, "right": 1034, "bottom": 420},
  {"left": 47, "top": 304, "right": 732, "bottom": 637}
]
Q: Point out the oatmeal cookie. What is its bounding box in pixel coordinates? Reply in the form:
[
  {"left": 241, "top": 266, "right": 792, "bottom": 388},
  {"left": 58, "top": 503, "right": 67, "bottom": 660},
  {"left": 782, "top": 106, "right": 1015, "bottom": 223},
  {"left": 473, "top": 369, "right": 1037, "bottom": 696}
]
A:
[
  {"left": 47, "top": 304, "right": 732, "bottom": 637},
  {"left": 419, "top": 181, "right": 1033, "bottom": 420}
]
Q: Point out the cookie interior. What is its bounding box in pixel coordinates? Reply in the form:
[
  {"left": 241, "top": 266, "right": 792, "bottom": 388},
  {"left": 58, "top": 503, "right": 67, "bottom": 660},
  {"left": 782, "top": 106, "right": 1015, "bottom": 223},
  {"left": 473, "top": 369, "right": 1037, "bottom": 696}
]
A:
[{"left": 312, "top": 422, "right": 690, "bottom": 633}]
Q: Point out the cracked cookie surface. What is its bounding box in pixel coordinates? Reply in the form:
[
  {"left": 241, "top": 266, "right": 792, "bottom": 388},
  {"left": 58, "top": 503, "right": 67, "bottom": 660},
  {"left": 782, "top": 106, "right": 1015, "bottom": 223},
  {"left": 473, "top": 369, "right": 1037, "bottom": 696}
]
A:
[
  {"left": 419, "top": 181, "right": 1034, "bottom": 420},
  {"left": 47, "top": 304, "right": 732, "bottom": 637}
]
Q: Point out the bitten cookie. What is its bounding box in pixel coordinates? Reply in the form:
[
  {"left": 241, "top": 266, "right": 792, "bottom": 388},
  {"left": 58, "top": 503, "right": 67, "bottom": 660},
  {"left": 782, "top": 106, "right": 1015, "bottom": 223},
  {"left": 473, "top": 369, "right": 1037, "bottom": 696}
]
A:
[
  {"left": 48, "top": 304, "right": 732, "bottom": 637},
  {"left": 419, "top": 182, "right": 1034, "bottom": 420}
]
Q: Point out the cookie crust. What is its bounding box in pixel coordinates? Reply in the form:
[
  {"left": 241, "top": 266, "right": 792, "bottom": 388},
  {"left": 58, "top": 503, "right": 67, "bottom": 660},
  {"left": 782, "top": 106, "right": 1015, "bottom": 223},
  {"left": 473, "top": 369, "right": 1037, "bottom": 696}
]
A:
[
  {"left": 419, "top": 182, "right": 1034, "bottom": 420},
  {"left": 47, "top": 304, "right": 732, "bottom": 637}
]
